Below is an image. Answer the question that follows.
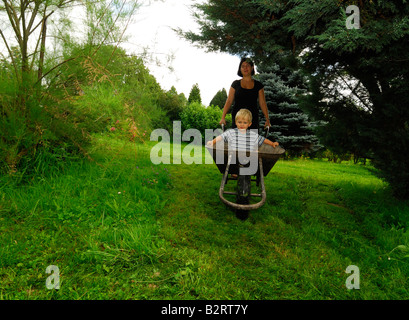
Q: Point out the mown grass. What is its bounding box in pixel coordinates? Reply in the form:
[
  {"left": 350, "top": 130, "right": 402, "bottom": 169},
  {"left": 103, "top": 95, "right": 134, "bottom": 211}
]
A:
[{"left": 1, "top": 136, "right": 409, "bottom": 299}]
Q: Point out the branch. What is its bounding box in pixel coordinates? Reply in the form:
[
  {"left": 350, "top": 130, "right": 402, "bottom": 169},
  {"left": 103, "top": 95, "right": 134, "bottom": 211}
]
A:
[
  {"left": 91, "top": 0, "right": 125, "bottom": 57},
  {"left": 29, "top": 9, "right": 54, "bottom": 36},
  {"left": 25, "top": 0, "right": 41, "bottom": 36},
  {"left": 334, "top": 70, "right": 372, "bottom": 112},
  {"left": 57, "top": 0, "right": 80, "bottom": 8},
  {"left": 35, "top": 56, "right": 77, "bottom": 87},
  {"left": 88, "top": 0, "right": 115, "bottom": 47},
  {"left": 0, "top": 28, "right": 20, "bottom": 83},
  {"left": 3, "top": 0, "right": 22, "bottom": 43},
  {"left": 37, "top": 13, "right": 47, "bottom": 81},
  {"left": 106, "top": 3, "right": 135, "bottom": 66}
]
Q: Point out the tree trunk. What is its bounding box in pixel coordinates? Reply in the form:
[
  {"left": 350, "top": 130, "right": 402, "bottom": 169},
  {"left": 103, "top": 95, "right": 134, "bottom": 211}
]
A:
[{"left": 38, "top": 17, "right": 47, "bottom": 82}]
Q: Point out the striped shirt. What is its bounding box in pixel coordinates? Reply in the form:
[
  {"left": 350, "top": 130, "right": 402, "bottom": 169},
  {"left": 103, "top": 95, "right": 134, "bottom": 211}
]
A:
[{"left": 221, "top": 128, "right": 265, "bottom": 151}]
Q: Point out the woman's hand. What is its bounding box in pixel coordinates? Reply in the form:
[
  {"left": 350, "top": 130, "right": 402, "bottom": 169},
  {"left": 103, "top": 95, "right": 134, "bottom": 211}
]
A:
[
  {"left": 219, "top": 118, "right": 226, "bottom": 126},
  {"left": 264, "top": 118, "right": 271, "bottom": 128}
]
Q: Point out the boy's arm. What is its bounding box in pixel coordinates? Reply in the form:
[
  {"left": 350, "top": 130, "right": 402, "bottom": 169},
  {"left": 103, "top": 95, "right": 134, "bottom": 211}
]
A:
[
  {"left": 207, "top": 135, "right": 223, "bottom": 146},
  {"left": 263, "top": 138, "right": 279, "bottom": 148}
]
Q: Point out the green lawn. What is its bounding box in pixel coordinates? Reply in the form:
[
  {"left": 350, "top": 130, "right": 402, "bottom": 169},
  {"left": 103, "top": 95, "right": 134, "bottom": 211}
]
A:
[{"left": 1, "top": 135, "right": 409, "bottom": 299}]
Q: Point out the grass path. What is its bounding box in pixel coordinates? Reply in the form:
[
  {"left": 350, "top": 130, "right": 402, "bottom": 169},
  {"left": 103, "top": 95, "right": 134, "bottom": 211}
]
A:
[
  {"left": 156, "top": 142, "right": 409, "bottom": 299},
  {"left": 1, "top": 137, "right": 409, "bottom": 299}
]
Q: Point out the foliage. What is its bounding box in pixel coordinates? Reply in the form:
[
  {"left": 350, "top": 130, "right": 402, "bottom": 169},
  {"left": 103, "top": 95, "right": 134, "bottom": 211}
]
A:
[
  {"left": 0, "top": 0, "right": 143, "bottom": 177},
  {"left": 180, "top": 102, "right": 232, "bottom": 140},
  {"left": 209, "top": 88, "right": 228, "bottom": 109},
  {"left": 255, "top": 58, "right": 322, "bottom": 157},
  {"left": 158, "top": 86, "right": 187, "bottom": 122},
  {"left": 0, "top": 41, "right": 173, "bottom": 176},
  {"left": 181, "top": 0, "right": 409, "bottom": 199},
  {"left": 0, "top": 59, "right": 90, "bottom": 177},
  {"left": 187, "top": 83, "right": 202, "bottom": 105},
  {"left": 0, "top": 3, "right": 182, "bottom": 174},
  {"left": 58, "top": 44, "right": 173, "bottom": 135}
]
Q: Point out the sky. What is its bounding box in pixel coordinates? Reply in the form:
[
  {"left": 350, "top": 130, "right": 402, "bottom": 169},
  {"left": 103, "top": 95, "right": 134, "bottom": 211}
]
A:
[{"left": 122, "top": 0, "right": 241, "bottom": 106}]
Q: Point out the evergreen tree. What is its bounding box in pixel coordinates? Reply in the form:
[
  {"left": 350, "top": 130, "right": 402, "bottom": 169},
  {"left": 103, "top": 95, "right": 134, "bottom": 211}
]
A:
[
  {"left": 299, "top": 71, "right": 372, "bottom": 163},
  {"left": 188, "top": 83, "right": 202, "bottom": 105},
  {"left": 256, "top": 60, "right": 322, "bottom": 156},
  {"left": 209, "top": 88, "right": 228, "bottom": 109},
  {"left": 158, "top": 86, "right": 187, "bottom": 121}
]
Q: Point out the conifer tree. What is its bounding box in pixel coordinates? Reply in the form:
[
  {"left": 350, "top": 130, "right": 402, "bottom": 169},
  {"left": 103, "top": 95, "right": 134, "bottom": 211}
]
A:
[
  {"left": 210, "top": 88, "right": 228, "bottom": 109},
  {"left": 188, "top": 83, "right": 202, "bottom": 105},
  {"left": 256, "top": 60, "right": 322, "bottom": 156}
]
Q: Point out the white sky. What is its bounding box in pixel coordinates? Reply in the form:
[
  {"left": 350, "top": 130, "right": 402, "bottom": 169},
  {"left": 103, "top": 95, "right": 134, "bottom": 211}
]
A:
[{"left": 122, "top": 0, "right": 240, "bottom": 106}]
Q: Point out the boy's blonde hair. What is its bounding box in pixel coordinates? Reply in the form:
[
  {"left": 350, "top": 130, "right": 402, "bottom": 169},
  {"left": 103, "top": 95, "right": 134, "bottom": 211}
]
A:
[{"left": 235, "top": 108, "right": 252, "bottom": 122}]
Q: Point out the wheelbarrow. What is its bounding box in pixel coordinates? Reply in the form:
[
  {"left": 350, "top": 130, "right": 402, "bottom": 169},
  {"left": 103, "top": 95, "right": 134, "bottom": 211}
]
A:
[{"left": 205, "top": 126, "right": 285, "bottom": 220}]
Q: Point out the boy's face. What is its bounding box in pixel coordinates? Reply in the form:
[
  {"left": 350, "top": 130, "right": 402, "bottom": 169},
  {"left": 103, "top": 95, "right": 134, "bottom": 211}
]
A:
[{"left": 235, "top": 116, "right": 252, "bottom": 131}]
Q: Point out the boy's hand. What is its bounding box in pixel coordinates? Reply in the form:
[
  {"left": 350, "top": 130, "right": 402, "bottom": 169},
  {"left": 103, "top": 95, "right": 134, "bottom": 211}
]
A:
[
  {"left": 206, "top": 140, "right": 213, "bottom": 146},
  {"left": 272, "top": 142, "right": 279, "bottom": 148}
]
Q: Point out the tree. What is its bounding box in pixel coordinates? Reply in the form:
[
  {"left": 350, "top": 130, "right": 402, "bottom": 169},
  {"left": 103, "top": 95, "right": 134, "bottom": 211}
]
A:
[
  {"left": 299, "top": 70, "right": 372, "bottom": 163},
  {"left": 1, "top": 0, "right": 139, "bottom": 104},
  {"left": 210, "top": 88, "right": 227, "bottom": 109},
  {"left": 158, "top": 86, "right": 187, "bottom": 121},
  {"left": 0, "top": 0, "right": 140, "bottom": 174},
  {"left": 188, "top": 83, "right": 202, "bottom": 104},
  {"left": 256, "top": 59, "right": 322, "bottom": 157},
  {"left": 181, "top": 0, "right": 409, "bottom": 199}
]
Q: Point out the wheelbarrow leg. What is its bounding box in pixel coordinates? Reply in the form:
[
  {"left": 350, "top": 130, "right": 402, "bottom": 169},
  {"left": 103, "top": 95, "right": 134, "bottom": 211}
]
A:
[
  {"left": 236, "top": 165, "right": 251, "bottom": 220},
  {"left": 256, "top": 169, "right": 260, "bottom": 187}
]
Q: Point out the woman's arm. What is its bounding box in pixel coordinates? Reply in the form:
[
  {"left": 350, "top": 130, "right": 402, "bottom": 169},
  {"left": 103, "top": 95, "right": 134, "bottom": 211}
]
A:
[
  {"left": 258, "top": 88, "right": 271, "bottom": 128},
  {"left": 220, "top": 86, "right": 235, "bottom": 125}
]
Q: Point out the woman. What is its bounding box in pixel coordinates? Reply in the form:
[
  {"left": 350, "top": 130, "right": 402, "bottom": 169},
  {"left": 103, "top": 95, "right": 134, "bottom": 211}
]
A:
[{"left": 219, "top": 57, "right": 271, "bottom": 130}]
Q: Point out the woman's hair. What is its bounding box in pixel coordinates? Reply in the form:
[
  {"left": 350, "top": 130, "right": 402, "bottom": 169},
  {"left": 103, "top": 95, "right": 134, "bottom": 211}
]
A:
[
  {"left": 235, "top": 108, "right": 252, "bottom": 122},
  {"left": 237, "top": 57, "right": 255, "bottom": 77}
]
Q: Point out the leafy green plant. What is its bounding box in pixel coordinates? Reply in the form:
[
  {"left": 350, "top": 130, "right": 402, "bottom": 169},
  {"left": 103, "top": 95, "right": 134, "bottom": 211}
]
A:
[{"left": 180, "top": 102, "right": 232, "bottom": 140}]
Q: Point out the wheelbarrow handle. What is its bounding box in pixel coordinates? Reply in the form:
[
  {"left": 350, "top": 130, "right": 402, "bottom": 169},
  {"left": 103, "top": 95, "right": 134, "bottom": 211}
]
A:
[{"left": 264, "top": 125, "right": 270, "bottom": 138}]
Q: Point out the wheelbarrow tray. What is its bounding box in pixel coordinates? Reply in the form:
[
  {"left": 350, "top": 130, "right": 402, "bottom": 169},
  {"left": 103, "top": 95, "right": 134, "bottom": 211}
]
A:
[{"left": 205, "top": 143, "right": 285, "bottom": 176}]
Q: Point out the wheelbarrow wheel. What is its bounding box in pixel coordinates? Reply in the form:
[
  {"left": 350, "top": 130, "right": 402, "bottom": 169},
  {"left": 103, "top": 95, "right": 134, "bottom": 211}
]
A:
[
  {"left": 235, "top": 208, "right": 249, "bottom": 220},
  {"left": 236, "top": 173, "right": 250, "bottom": 220}
]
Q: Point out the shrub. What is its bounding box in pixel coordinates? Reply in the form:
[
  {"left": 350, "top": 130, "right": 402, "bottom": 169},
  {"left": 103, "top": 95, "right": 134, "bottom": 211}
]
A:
[
  {"left": 0, "top": 45, "right": 170, "bottom": 178},
  {"left": 180, "top": 102, "right": 232, "bottom": 140}
]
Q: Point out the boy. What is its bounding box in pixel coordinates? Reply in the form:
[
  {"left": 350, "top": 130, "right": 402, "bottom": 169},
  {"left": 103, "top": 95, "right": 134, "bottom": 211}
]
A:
[{"left": 207, "top": 108, "right": 279, "bottom": 150}]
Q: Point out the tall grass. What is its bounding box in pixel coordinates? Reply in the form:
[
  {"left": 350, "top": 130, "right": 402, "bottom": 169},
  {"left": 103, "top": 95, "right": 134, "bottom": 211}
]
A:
[{"left": 0, "top": 135, "right": 171, "bottom": 299}]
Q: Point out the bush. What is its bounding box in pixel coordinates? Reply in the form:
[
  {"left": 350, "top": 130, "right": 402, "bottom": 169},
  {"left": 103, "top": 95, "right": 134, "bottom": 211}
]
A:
[
  {"left": 158, "top": 86, "right": 187, "bottom": 122},
  {"left": 180, "top": 102, "right": 232, "bottom": 140},
  {"left": 0, "top": 94, "right": 90, "bottom": 179},
  {"left": 0, "top": 45, "right": 170, "bottom": 178}
]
